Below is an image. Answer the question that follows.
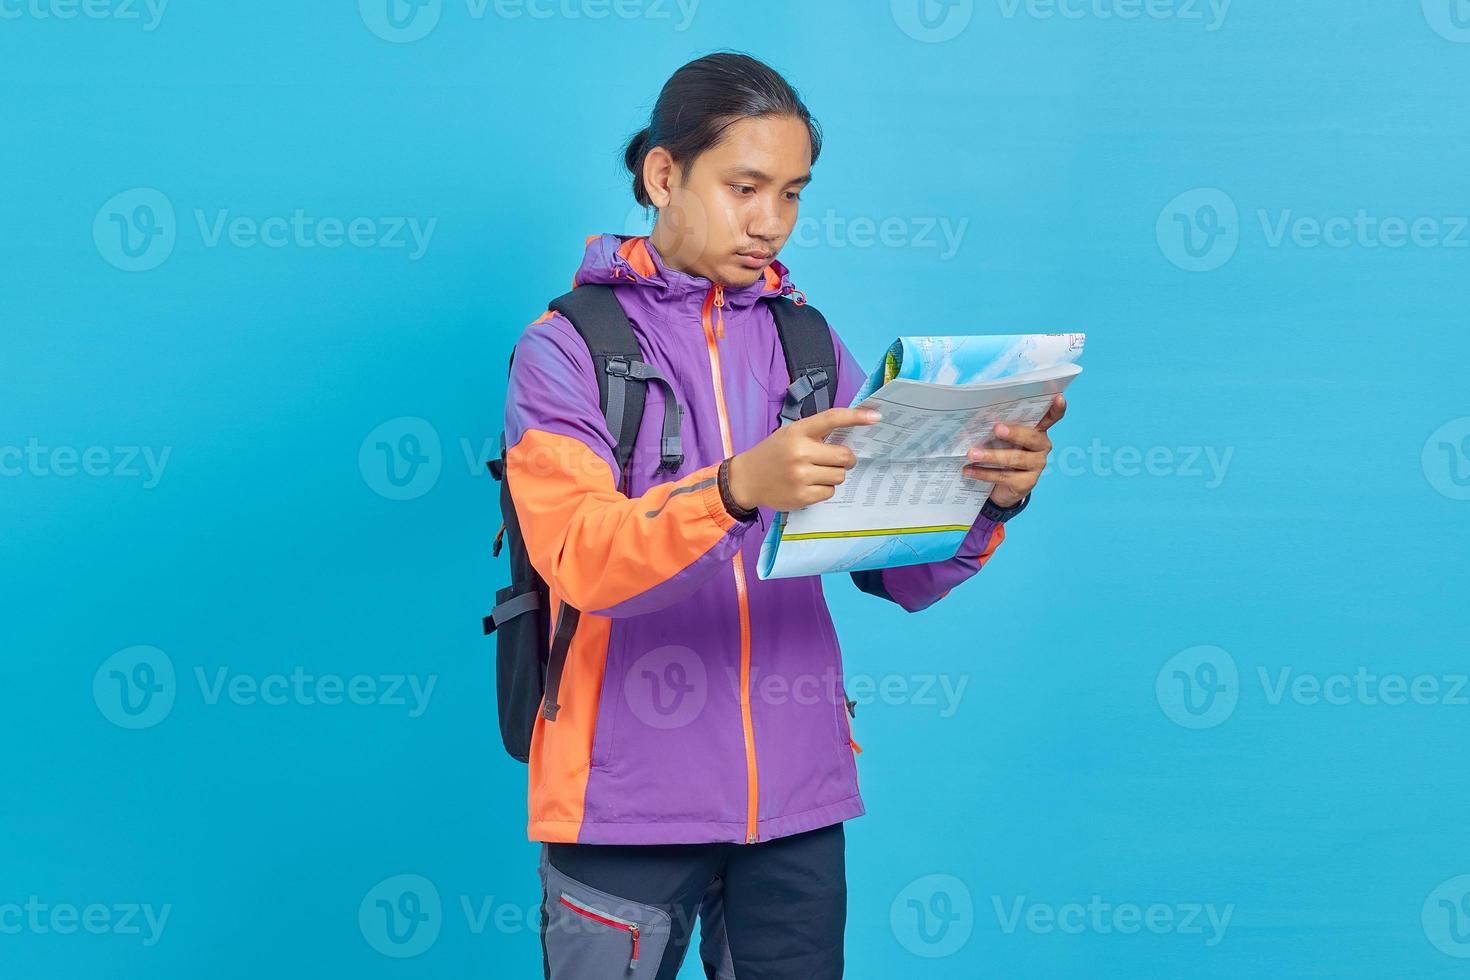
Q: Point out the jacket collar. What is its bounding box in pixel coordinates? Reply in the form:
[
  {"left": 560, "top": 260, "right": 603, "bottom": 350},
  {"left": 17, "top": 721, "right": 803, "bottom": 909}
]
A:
[{"left": 572, "top": 233, "right": 794, "bottom": 310}]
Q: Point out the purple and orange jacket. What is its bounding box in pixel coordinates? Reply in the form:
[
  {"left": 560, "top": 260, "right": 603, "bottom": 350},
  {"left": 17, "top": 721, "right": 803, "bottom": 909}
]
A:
[{"left": 504, "top": 234, "right": 1009, "bottom": 846}]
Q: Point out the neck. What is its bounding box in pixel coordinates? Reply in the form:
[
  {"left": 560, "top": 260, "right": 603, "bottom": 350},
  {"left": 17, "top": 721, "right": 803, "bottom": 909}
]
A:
[{"left": 648, "top": 225, "right": 720, "bottom": 285}]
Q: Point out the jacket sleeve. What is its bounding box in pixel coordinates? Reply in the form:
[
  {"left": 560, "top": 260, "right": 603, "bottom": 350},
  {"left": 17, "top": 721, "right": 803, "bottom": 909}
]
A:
[
  {"left": 503, "top": 312, "right": 756, "bottom": 618},
  {"left": 827, "top": 327, "right": 1009, "bottom": 613}
]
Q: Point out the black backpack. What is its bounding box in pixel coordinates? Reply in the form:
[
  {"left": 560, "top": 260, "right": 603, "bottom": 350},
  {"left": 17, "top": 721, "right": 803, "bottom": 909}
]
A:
[{"left": 483, "top": 283, "right": 838, "bottom": 763}]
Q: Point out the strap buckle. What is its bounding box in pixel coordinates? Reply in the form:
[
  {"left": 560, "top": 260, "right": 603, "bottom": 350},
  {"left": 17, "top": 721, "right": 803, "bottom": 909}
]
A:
[{"left": 779, "top": 367, "right": 831, "bottom": 425}]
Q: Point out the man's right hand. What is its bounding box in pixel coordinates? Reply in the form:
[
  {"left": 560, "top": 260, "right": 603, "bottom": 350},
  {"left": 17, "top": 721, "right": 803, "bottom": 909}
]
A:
[{"left": 725, "top": 407, "right": 881, "bottom": 513}]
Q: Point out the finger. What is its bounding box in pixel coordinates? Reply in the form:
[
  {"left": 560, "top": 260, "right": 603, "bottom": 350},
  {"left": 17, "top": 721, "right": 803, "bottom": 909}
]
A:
[
  {"left": 967, "top": 448, "right": 1046, "bottom": 471},
  {"left": 797, "top": 406, "right": 882, "bottom": 438},
  {"left": 793, "top": 484, "right": 837, "bottom": 509},
  {"left": 962, "top": 465, "right": 1034, "bottom": 491},
  {"left": 1035, "top": 395, "right": 1068, "bottom": 432},
  {"left": 803, "top": 464, "right": 851, "bottom": 487},
  {"left": 805, "top": 443, "right": 858, "bottom": 469},
  {"left": 990, "top": 423, "right": 1051, "bottom": 452}
]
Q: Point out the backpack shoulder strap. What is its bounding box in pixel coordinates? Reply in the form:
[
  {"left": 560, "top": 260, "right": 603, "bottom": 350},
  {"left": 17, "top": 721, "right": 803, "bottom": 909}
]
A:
[
  {"left": 768, "top": 297, "right": 839, "bottom": 424},
  {"left": 548, "top": 285, "right": 684, "bottom": 482}
]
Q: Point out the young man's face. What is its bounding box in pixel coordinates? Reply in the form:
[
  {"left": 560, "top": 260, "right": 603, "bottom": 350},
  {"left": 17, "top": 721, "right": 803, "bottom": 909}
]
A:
[{"left": 647, "top": 114, "right": 813, "bottom": 288}]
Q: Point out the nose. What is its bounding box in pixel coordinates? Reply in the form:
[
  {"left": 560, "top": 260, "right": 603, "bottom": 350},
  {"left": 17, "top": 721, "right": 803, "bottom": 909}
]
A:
[{"left": 746, "top": 194, "right": 787, "bottom": 242}]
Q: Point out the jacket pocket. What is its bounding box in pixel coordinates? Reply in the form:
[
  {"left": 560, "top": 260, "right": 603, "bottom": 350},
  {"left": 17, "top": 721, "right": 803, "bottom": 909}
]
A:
[{"left": 540, "top": 849, "right": 671, "bottom": 978}]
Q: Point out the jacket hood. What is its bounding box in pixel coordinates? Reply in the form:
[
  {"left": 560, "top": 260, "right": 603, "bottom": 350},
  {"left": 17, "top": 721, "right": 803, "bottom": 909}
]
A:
[{"left": 571, "top": 233, "right": 799, "bottom": 310}]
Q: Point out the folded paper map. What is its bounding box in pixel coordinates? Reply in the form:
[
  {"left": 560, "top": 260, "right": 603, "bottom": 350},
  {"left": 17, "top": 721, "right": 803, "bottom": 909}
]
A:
[{"left": 756, "top": 334, "right": 1086, "bottom": 580}]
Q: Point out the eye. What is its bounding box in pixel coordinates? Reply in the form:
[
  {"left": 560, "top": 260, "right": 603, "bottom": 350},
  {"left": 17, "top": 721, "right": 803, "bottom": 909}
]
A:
[
  {"left": 784, "top": 191, "right": 802, "bottom": 202},
  {"left": 730, "top": 184, "right": 756, "bottom": 196}
]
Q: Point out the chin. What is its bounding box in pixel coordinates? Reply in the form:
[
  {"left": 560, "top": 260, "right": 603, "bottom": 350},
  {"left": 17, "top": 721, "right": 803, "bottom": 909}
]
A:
[{"left": 719, "top": 264, "right": 767, "bottom": 288}]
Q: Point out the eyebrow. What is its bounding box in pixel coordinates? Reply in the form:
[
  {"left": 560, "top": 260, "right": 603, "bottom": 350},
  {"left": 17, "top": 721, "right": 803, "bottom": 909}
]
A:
[{"left": 725, "top": 166, "right": 813, "bottom": 187}]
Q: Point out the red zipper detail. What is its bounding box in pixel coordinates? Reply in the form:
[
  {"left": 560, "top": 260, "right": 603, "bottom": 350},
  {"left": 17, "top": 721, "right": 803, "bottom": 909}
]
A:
[{"left": 558, "top": 894, "right": 641, "bottom": 968}]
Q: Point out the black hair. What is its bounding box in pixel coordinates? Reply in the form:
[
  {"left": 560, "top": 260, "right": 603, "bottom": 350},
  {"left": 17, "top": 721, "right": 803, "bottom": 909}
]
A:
[{"left": 623, "top": 52, "right": 822, "bottom": 207}]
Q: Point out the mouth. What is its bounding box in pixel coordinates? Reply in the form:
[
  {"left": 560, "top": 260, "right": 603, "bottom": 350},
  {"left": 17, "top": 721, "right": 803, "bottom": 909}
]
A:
[{"left": 734, "top": 249, "right": 773, "bottom": 270}]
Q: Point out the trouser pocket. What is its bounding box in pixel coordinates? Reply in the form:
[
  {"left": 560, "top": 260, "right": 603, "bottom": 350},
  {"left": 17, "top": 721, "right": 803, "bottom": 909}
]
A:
[{"left": 540, "top": 849, "right": 672, "bottom": 978}]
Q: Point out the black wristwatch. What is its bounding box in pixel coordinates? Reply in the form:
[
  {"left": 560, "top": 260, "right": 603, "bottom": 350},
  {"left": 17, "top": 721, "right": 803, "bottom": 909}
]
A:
[{"left": 980, "top": 492, "right": 1031, "bottom": 524}]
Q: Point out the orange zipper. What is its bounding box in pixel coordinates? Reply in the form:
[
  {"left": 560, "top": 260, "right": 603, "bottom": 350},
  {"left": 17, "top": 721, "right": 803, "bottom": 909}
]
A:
[{"left": 700, "top": 283, "right": 758, "bottom": 844}]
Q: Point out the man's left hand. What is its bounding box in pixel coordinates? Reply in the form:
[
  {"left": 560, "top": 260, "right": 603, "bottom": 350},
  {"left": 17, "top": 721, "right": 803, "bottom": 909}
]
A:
[{"left": 963, "top": 394, "right": 1068, "bottom": 508}]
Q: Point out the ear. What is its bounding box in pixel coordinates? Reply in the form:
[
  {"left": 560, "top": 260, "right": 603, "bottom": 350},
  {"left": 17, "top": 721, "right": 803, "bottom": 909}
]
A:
[{"left": 642, "top": 146, "right": 679, "bottom": 209}]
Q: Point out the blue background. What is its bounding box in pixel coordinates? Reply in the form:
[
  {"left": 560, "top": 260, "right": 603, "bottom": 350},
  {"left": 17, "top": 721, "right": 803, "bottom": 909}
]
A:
[{"left": 4, "top": 1, "right": 1469, "bottom": 977}]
